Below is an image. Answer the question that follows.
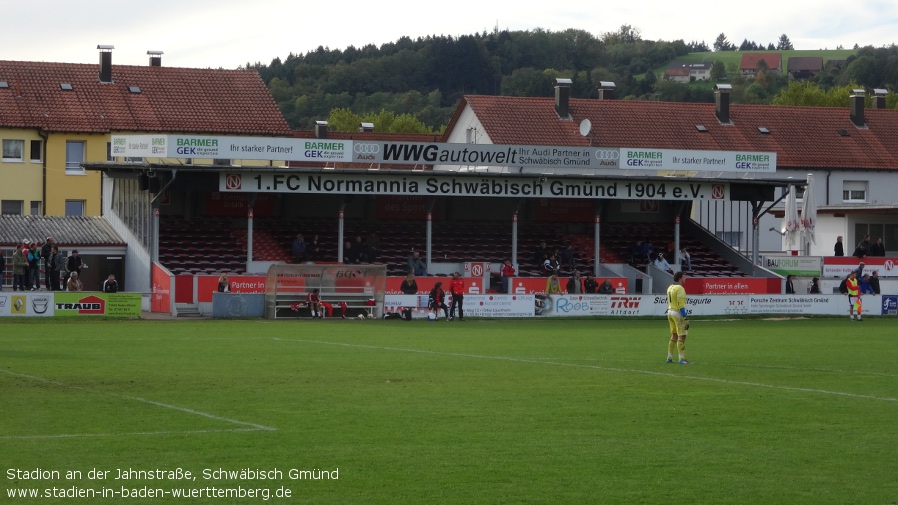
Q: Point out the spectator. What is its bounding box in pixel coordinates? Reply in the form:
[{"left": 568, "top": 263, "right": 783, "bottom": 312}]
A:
[
  {"left": 67, "top": 271, "right": 84, "bottom": 292},
  {"left": 400, "top": 272, "right": 418, "bottom": 294},
  {"left": 308, "top": 235, "right": 321, "bottom": 261},
  {"left": 217, "top": 273, "right": 231, "bottom": 293},
  {"left": 103, "top": 274, "right": 119, "bottom": 293},
  {"left": 12, "top": 244, "right": 28, "bottom": 291},
  {"left": 344, "top": 240, "right": 359, "bottom": 264},
  {"left": 869, "top": 237, "right": 886, "bottom": 257},
  {"left": 408, "top": 251, "right": 427, "bottom": 276},
  {"left": 545, "top": 273, "right": 562, "bottom": 295},
  {"left": 855, "top": 262, "right": 865, "bottom": 280},
  {"left": 833, "top": 236, "right": 844, "bottom": 257},
  {"left": 870, "top": 271, "right": 881, "bottom": 294},
  {"left": 679, "top": 247, "right": 692, "bottom": 271},
  {"left": 428, "top": 281, "right": 449, "bottom": 320},
  {"left": 353, "top": 235, "right": 366, "bottom": 262},
  {"left": 41, "top": 237, "right": 54, "bottom": 290},
  {"left": 47, "top": 245, "right": 65, "bottom": 291},
  {"left": 566, "top": 270, "right": 582, "bottom": 294},
  {"left": 808, "top": 277, "right": 821, "bottom": 294},
  {"left": 64, "top": 250, "right": 83, "bottom": 291},
  {"left": 364, "top": 232, "right": 381, "bottom": 263},
  {"left": 534, "top": 241, "right": 550, "bottom": 269},
  {"left": 853, "top": 234, "right": 870, "bottom": 257},
  {"left": 598, "top": 278, "right": 614, "bottom": 294},
  {"left": 559, "top": 243, "right": 575, "bottom": 273},
  {"left": 291, "top": 234, "right": 307, "bottom": 263},
  {"left": 583, "top": 273, "right": 598, "bottom": 294},
  {"left": 500, "top": 259, "right": 515, "bottom": 294},
  {"left": 543, "top": 253, "right": 560, "bottom": 276},
  {"left": 859, "top": 274, "right": 875, "bottom": 295},
  {"left": 785, "top": 274, "right": 796, "bottom": 294},
  {"left": 654, "top": 253, "right": 673, "bottom": 274},
  {"left": 28, "top": 240, "right": 41, "bottom": 290}
]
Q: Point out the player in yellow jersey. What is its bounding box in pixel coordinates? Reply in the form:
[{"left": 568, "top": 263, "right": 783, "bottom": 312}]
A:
[{"left": 666, "top": 271, "right": 690, "bottom": 364}]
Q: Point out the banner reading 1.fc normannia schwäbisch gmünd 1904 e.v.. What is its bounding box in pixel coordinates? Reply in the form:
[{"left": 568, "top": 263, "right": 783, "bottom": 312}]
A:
[{"left": 110, "top": 135, "right": 776, "bottom": 173}]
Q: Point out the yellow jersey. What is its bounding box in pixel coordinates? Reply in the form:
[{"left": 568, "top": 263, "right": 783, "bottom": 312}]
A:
[{"left": 667, "top": 283, "right": 686, "bottom": 312}]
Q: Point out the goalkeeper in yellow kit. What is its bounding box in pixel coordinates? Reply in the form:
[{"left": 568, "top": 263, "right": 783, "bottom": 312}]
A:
[{"left": 666, "top": 271, "right": 690, "bottom": 364}]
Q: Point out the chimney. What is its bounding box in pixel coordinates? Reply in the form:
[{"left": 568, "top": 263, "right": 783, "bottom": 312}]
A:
[
  {"left": 315, "top": 121, "right": 328, "bottom": 138},
  {"left": 97, "top": 45, "right": 114, "bottom": 83},
  {"left": 872, "top": 88, "right": 887, "bottom": 109},
  {"left": 359, "top": 122, "right": 374, "bottom": 133},
  {"left": 597, "top": 81, "right": 616, "bottom": 100},
  {"left": 554, "top": 78, "right": 572, "bottom": 119},
  {"left": 147, "top": 50, "right": 164, "bottom": 67},
  {"left": 849, "top": 89, "right": 865, "bottom": 127},
  {"left": 715, "top": 84, "right": 732, "bottom": 124}
]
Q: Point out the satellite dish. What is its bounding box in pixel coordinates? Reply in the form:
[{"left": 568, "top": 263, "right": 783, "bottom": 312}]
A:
[{"left": 579, "top": 118, "right": 592, "bottom": 137}]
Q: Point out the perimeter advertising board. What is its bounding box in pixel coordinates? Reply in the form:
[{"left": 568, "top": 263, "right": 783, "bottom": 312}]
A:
[
  {"left": 53, "top": 293, "right": 142, "bottom": 317},
  {"left": 763, "top": 255, "right": 823, "bottom": 276},
  {"left": 0, "top": 293, "right": 54, "bottom": 317},
  {"left": 621, "top": 148, "right": 776, "bottom": 173},
  {"left": 823, "top": 257, "right": 897, "bottom": 278}
]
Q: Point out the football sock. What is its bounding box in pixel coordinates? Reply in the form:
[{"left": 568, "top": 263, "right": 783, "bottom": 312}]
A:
[
  {"left": 677, "top": 340, "right": 686, "bottom": 360},
  {"left": 668, "top": 340, "right": 677, "bottom": 357}
]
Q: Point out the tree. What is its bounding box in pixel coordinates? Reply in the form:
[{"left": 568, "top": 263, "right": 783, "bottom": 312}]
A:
[
  {"left": 777, "top": 34, "right": 794, "bottom": 50},
  {"left": 710, "top": 61, "right": 727, "bottom": 81},
  {"left": 713, "top": 33, "right": 734, "bottom": 52}
]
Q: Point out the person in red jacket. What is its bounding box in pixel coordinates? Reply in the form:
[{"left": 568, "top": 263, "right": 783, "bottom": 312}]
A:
[
  {"left": 448, "top": 272, "right": 465, "bottom": 321},
  {"left": 500, "top": 259, "right": 515, "bottom": 294}
]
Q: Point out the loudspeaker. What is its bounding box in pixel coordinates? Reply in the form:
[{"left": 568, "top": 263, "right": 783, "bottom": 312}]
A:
[
  {"left": 138, "top": 173, "right": 149, "bottom": 191},
  {"left": 148, "top": 176, "right": 161, "bottom": 193}
]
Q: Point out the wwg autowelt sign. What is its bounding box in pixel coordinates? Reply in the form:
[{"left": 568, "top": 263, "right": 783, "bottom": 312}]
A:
[
  {"left": 220, "top": 172, "right": 727, "bottom": 201},
  {"left": 353, "top": 141, "right": 621, "bottom": 169},
  {"left": 622, "top": 148, "right": 776, "bottom": 173}
]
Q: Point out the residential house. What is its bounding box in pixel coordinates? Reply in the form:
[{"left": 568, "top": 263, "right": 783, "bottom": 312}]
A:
[
  {"left": 664, "top": 67, "right": 691, "bottom": 83},
  {"left": 787, "top": 56, "right": 823, "bottom": 79},
  {"left": 0, "top": 47, "right": 291, "bottom": 218},
  {"left": 440, "top": 81, "right": 897, "bottom": 257},
  {"left": 669, "top": 61, "right": 713, "bottom": 81},
  {"left": 739, "top": 52, "right": 783, "bottom": 77}
]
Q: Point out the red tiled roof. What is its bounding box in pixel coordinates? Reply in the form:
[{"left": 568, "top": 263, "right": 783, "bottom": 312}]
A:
[
  {"left": 453, "top": 95, "right": 898, "bottom": 170},
  {"left": 740, "top": 52, "right": 782, "bottom": 70},
  {"left": 0, "top": 60, "right": 291, "bottom": 135},
  {"left": 787, "top": 56, "right": 823, "bottom": 72}
]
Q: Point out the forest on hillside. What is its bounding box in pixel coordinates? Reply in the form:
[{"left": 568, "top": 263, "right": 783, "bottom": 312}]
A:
[{"left": 246, "top": 27, "right": 898, "bottom": 132}]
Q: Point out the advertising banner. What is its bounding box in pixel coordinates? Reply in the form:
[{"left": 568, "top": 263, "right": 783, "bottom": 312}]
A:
[
  {"left": 151, "top": 263, "right": 172, "bottom": 313},
  {"left": 0, "top": 292, "right": 54, "bottom": 317},
  {"left": 621, "top": 148, "right": 776, "bottom": 173},
  {"left": 507, "top": 277, "right": 628, "bottom": 295},
  {"left": 53, "top": 293, "right": 141, "bottom": 317},
  {"left": 763, "top": 255, "right": 823, "bottom": 276},
  {"left": 197, "top": 275, "right": 267, "bottom": 303},
  {"left": 536, "top": 294, "right": 610, "bottom": 317},
  {"left": 685, "top": 277, "right": 771, "bottom": 294},
  {"left": 822, "top": 257, "right": 897, "bottom": 278}
]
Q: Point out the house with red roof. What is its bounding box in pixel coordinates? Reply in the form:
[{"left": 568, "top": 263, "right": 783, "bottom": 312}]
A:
[
  {"left": 440, "top": 80, "right": 897, "bottom": 256},
  {"left": 787, "top": 56, "right": 823, "bottom": 80},
  {"left": 0, "top": 47, "right": 290, "bottom": 217},
  {"left": 739, "top": 52, "right": 783, "bottom": 77}
]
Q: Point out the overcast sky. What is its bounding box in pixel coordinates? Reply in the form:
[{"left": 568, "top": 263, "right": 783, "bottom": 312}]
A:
[{"left": 5, "top": 0, "right": 896, "bottom": 69}]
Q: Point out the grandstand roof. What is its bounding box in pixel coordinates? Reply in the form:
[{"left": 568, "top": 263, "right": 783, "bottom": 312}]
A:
[
  {"left": 0, "top": 60, "right": 291, "bottom": 135},
  {"left": 449, "top": 95, "right": 898, "bottom": 171}
]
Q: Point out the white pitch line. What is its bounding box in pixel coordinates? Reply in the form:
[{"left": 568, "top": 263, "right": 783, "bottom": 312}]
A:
[
  {"left": 275, "top": 338, "right": 898, "bottom": 404},
  {"left": 2, "top": 369, "right": 275, "bottom": 432},
  {"left": 0, "top": 428, "right": 263, "bottom": 441}
]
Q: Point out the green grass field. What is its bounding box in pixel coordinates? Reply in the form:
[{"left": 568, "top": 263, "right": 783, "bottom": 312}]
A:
[{"left": 2, "top": 318, "right": 896, "bottom": 504}]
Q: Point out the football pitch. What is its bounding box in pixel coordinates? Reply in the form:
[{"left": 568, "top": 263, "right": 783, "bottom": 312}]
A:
[{"left": 2, "top": 317, "right": 896, "bottom": 504}]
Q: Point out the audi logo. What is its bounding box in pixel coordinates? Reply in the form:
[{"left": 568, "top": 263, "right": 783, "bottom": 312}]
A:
[
  {"left": 593, "top": 149, "right": 620, "bottom": 160},
  {"left": 354, "top": 143, "right": 381, "bottom": 154}
]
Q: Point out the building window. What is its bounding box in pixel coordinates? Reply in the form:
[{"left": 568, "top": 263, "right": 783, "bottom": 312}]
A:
[
  {"left": 212, "top": 158, "right": 231, "bottom": 166},
  {"left": 65, "top": 141, "right": 86, "bottom": 173},
  {"left": 842, "top": 180, "right": 868, "bottom": 203},
  {"left": 1, "top": 200, "right": 24, "bottom": 215},
  {"left": 65, "top": 200, "right": 85, "bottom": 216},
  {"left": 30, "top": 140, "right": 42, "bottom": 162},
  {"left": 30, "top": 201, "right": 42, "bottom": 215},
  {"left": 2, "top": 139, "right": 24, "bottom": 161}
]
